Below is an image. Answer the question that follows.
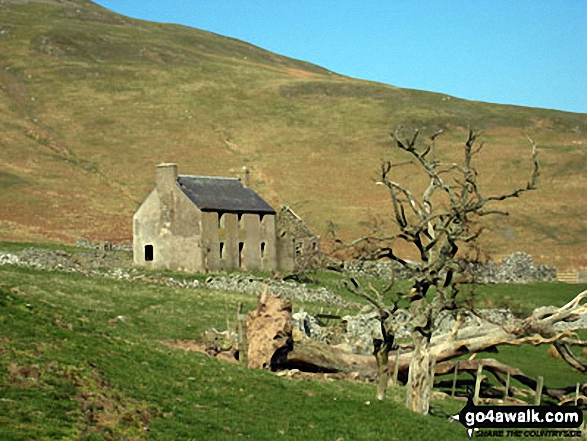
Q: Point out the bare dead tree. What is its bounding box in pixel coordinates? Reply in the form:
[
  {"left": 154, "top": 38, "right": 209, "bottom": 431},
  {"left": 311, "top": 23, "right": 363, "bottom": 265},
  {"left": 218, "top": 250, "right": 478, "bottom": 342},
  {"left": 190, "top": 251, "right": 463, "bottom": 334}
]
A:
[{"left": 348, "top": 127, "right": 541, "bottom": 414}]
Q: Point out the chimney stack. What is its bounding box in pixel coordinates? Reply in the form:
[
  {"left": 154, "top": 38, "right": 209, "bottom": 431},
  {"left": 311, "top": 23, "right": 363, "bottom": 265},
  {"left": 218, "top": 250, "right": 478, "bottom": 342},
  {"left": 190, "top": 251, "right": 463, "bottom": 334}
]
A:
[
  {"left": 156, "top": 163, "right": 178, "bottom": 194},
  {"left": 241, "top": 166, "right": 250, "bottom": 188}
]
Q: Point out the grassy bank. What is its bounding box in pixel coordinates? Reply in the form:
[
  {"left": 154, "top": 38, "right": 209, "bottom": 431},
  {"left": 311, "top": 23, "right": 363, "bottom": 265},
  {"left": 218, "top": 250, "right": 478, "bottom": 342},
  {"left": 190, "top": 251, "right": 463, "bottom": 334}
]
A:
[{"left": 0, "top": 262, "right": 585, "bottom": 439}]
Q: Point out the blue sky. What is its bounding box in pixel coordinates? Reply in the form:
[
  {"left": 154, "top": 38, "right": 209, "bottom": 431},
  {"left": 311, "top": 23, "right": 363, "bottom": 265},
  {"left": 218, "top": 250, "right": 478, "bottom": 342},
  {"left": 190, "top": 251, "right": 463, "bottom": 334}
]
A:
[{"left": 94, "top": 1, "right": 587, "bottom": 114}]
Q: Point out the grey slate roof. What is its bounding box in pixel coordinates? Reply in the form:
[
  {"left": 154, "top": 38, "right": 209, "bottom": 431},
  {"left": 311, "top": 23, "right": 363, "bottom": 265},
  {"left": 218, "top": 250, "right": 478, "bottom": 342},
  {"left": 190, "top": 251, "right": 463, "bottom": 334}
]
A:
[{"left": 177, "top": 175, "right": 276, "bottom": 215}]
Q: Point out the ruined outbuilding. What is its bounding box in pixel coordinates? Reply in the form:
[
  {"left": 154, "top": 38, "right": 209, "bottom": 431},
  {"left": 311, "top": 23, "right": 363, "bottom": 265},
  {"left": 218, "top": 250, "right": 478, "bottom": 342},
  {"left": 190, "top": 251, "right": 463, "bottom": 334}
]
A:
[
  {"left": 277, "top": 205, "right": 322, "bottom": 272},
  {"left": 133, "top": 163, "right": 304, "bottom": 273}
]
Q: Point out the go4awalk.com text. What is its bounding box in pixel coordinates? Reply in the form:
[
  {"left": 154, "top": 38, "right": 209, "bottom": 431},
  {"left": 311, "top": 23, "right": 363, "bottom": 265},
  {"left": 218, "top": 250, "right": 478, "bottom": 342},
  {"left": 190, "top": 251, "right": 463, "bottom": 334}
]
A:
[{"left": 451, "top": 398, "right": 583, "bottom": 438}]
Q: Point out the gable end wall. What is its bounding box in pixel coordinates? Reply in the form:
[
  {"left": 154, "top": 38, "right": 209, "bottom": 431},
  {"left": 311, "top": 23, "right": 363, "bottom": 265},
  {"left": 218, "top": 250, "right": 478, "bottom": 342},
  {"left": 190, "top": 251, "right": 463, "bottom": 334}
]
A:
[{"left": 133, "top": 184, "right": 203, "bottom": 272}]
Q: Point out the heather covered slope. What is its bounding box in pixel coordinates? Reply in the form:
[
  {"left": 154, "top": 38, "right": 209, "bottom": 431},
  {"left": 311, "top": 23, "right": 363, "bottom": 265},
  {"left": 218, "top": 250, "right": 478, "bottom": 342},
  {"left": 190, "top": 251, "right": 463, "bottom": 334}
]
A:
[{"left": 0, "top": 0, "right": 586, "bottom": 267}]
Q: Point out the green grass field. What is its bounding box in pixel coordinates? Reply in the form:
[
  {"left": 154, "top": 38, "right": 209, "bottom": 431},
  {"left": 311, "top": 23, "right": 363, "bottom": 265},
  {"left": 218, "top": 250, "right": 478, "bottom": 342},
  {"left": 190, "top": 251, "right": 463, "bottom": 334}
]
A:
[{"left": 1, "top": 256, "right": 586, "bottom": 440}]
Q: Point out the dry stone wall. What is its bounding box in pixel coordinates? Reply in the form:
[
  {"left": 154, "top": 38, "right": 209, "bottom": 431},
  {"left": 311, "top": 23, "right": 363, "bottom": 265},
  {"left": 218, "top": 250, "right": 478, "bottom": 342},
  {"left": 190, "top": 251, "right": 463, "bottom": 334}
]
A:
[
  {"left": 0, "top": 248, "right": 352, "bottom": 307},
  {"left": 205, "top": 274, "right": 352, "bottom": 308},
  {"left": 343, "top": 252, "right": 556, "bottom": 284}
]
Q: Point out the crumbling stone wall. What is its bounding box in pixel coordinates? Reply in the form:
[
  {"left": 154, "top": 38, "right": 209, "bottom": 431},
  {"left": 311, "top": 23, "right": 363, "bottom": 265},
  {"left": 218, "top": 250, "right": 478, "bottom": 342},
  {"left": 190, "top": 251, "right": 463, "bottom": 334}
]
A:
[
  {"left": 343, "top": 252, "right": 556, "bottom": 284},
  {"left": 0, "top": 249, "right": 352, "bottom": 307},
  {"left": 276, "top": 205, "right": 322, "bottom": 272},
  {"left": 76, "top": 238, "right": 132, "bottom": 251}
]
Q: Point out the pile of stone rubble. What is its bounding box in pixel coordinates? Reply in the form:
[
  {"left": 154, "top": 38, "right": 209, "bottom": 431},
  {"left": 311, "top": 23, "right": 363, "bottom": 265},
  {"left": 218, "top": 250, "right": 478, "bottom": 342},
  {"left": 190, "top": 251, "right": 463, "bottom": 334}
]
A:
[
  {"left": 292, "top": 304, "right": 587, "bottom": 356},
  {"left": 292, "top": 308, "right": 518, "bottom": 355}
]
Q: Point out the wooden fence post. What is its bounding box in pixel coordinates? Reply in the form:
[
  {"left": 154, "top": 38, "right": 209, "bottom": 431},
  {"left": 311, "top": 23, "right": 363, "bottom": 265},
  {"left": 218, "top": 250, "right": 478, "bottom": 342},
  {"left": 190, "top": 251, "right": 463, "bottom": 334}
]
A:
[
  {"left": 237, "top": 303, "right": 247, "bottom": 367},
  {"left": 392, "top": 349, "right": 401, "bottom": 385},
  {"left": 534, "top": 376, "right": 543, "bottom": 406},
  {"left": 474, "top": 363, "right": 484, "bottom": 405},
  {"left": 451, "top": 361, "right": 459, "bottom": 397}
]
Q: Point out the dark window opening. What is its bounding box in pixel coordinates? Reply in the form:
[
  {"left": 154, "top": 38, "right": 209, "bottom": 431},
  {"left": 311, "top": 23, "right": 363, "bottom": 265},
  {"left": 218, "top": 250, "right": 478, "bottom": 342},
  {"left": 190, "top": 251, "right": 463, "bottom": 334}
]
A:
[
  {"left": 261, "top": 242, "right": 266, "bottom": 258},
  {"left": 237, "top": 213, "right": 243, "bottom": 230},
  {"left": 220, "top": 242, "right": 225, "bottom": 259},
  {"left": 145, "top": 245, "right": 153, "bottom": 261},
  {"left": 259, "top": 214, "right": 265, "bottom": 223},
  {"left": 239, "top": 242, "right": 244, "bottom": 269},
  {"left": 293, "top": 238, "right": 300, "bottom": 256}
]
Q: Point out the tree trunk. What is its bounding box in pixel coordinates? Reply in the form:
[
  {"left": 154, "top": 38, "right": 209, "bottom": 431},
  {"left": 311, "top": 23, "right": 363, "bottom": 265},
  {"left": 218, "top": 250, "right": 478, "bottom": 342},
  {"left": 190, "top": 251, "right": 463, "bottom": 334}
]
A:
[
  {"left": 405, "top": 330, "right": 435, "bottom": 414},
  {"left": 375, "top": 341, "right": 390, "bottom": 400},
  {"left": 405, "top": 292, "right": 437, "bottom": 415},
  {"left": 283, "top": 339, "right": 379, "bottom": 375}
]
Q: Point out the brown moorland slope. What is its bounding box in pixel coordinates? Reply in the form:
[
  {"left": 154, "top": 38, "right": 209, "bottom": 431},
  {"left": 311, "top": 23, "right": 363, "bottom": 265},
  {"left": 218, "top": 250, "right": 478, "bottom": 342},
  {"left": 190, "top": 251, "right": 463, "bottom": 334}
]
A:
[{"left": 0, "top": 0, "right": 585, "bottom": 268}]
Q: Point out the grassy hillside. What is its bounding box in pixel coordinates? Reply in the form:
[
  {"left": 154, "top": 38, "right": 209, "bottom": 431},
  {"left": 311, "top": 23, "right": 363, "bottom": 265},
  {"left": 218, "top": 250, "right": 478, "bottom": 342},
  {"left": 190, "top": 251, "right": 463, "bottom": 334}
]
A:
[
  {"left": 0, "top": 264, "right": 465, "bottom": 440},
  {"left": 2, "top": 260, "right": 586, "bottom": 439},
  {"left": 0, "top": 0, "right": 586, "bottom": 268}
]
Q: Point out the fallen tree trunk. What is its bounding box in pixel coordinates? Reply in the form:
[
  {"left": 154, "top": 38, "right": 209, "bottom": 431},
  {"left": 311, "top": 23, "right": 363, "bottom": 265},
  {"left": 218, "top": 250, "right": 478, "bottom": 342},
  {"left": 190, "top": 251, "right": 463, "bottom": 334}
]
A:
[
  {"left": 283, "top": 287, "right": 587, "bottom": 379},
  {"left": 193, "top": 289, "right": 587, "bottom": 406},
  {"left": 281, "top": 341, "right": 586, "bottom": 404},
  {"left": 429, "top": 290, "right": 587, "bottom": 370},
  {"left": 278, "top": 290, "right": 587, "bottom": 406},
  {"left": 282, "top": 339, "right": 379, "bottom": 376},
  {"left": 281, "top": 287, "right": 587, "bottom": 377}
]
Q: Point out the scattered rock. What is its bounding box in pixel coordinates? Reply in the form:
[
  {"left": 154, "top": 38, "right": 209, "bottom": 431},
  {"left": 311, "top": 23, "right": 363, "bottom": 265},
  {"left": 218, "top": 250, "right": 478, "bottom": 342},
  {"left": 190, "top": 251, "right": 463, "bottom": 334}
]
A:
[
  {"left": 548, "top": 345, "right": 561, "bottom": 358},
  {"left": 290, "top": 307, "right": 523, "bottom": 356},
  {"left": 202, "top": 328, "right": 236, "bottom": 354}
]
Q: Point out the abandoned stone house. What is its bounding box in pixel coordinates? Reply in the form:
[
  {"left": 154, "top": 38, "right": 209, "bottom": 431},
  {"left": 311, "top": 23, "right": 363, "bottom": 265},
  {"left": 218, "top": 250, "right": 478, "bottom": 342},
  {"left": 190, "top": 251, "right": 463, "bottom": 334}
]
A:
[{"left": 133, "top": 163, "right": 320, "bottom": 273}]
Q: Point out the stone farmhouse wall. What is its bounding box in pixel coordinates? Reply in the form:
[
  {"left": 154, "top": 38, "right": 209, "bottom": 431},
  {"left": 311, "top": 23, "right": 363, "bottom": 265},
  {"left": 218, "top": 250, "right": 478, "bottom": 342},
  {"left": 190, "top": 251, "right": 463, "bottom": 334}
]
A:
[{"left": 200, "top": 211, "right": 278, "bottom": 272}]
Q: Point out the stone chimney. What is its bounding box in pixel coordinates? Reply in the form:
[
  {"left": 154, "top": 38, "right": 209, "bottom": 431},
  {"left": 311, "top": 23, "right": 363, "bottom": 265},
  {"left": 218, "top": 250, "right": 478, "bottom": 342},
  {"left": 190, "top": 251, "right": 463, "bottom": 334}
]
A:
[
  {"left": 156, "top": 163, "right": 178, "bottom": 217},
  {"left": 241, "top": 166, "right": 250, "bottom": 188},
  {"left": 156, "top": 163, "right": 178, "bottom": 193}
]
